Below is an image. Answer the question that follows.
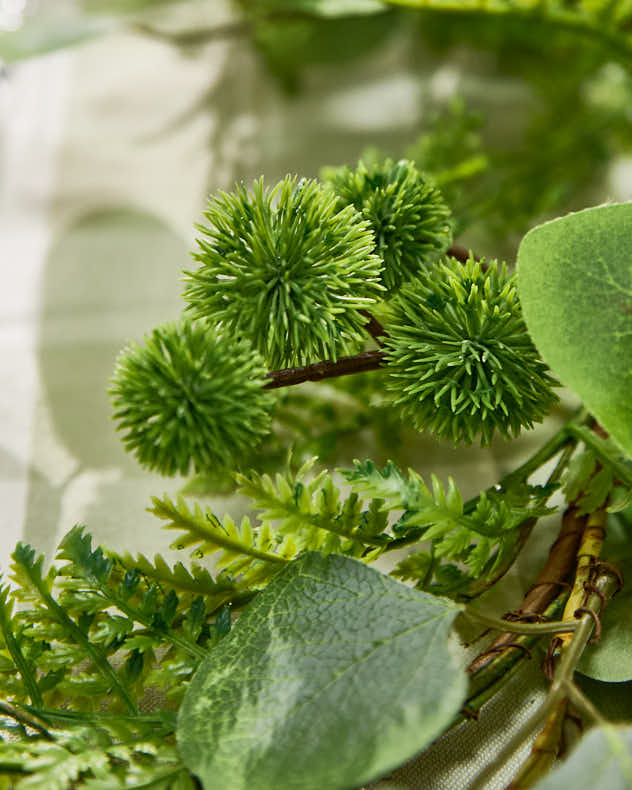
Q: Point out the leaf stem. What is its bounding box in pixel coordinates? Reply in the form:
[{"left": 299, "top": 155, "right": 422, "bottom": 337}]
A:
[
  {"left": 561, "top": 679, "right": 608, "bottom": 727},
  {"left": 0, "top": 700, "right": 53, "bottom": 739},
  {"left": 0, "top": 588, "right": 43, "bottom": 708},
  {"left": 467, "top": 504, "right": 586, "bottom": 674},
  {"left": 470, "top": 570, "right": 619, "bottom": 790},
  {"left": 462, "top": 609, "right": 578, "bottom": 636}
]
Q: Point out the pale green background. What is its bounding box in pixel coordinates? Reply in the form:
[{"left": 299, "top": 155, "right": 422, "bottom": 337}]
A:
[{"left": 1, "top": 3, "right": 631, "bottom": 787}]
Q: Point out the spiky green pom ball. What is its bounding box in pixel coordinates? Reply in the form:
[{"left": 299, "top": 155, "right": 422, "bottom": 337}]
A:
[
  {"left": 110, "top": 320, "right": 274, "bottom": 476},
  {"left": 184, "top": 176, "right": 384, "bottom": 368},
  {"left": 324, "top": 158, "right": 452, "bottom": 291},
  {"left": 384, "top": 256, "right": 558, "bottom": 444}
]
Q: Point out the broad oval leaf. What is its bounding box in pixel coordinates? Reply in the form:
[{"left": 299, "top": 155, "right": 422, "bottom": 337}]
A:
[
  {"left": 579, "top": 540, "right": 632, "bottom": 682},
  {"left": 517, "top": 203, "right": 632, "bottom": 459},
  {"left": 532, "top": 726, "right": 632, "bottom": 790},
  {"left": 177, "top": 552, "right": 466, "bottom": 790}
]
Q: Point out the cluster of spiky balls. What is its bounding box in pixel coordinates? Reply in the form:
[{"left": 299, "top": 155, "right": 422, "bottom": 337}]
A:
[{"left": 110, "top": 161, "right": 558, "bottom": 476}]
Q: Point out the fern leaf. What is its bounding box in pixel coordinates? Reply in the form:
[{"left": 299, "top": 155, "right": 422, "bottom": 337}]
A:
[
  {"left": 0, "top": 584, "right": 42, "bottom": 707},
  {"left": 149, "top": 494, "right": 292, "bottom": 588},
  {"left": 235, "top": 461, "right": 391, "bottom": 557},
  {"left": 114, "top": 552, "right": 236, "bottom": 608},
  {"left": 10, "top": 544, "right": 138, "bottom": 715},
  {"left": 56, "top": 528, "right": 206, "bottom": 662}
]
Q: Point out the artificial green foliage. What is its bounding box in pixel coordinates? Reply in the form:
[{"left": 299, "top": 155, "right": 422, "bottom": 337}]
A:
[
  {"left": 577, "top": 517, "right": 632, "bottom": 682},
  {"left": 0, "top": 729, "right": 193, "bottom": 790},
  {"left": 0, "top": 527, "right": 253, "bottom": 789},
  {"left": 405, "top": 101, "right": 489, "bottom": 236},
  {"left": 184, "top": 176, "right": 384, "bottom": 368},
  {"left": 323, "top": 158, "right": 452, "bottom": 291},
  {"left": 1, "top": 529, "right": 243, "bottom": 717},
  {"left": 530, "top": 726, "right": 632, "bottom": 790},
  {"left": 149, "top": 494, "right": 294, "bottom": 588},
  {"left": 383, "top": 255, "right": 558, "bottom": 444},
  {"left": 177, "top": 552, "right": 467, "bottom": 790},
  {"left": 343, "top": 459, "right": 554, "bottom": 594},
  {"left": 235, "top": 458, "right": 390, "bottom": 556},
  {"left": 518, "top": 203, "right": 632, "bottom": 459},
  {"left": 389, "top": 0, "right": 632, "bottom": 63},
  {"left": 110, "top": 319, "right": 274, "bottom": 476}
]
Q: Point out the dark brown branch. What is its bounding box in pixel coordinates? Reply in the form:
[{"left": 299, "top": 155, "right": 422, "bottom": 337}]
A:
[
  {"left": 446, "top": 244, "right": 472, "bottom": 263},
  {"left": 467, "top": 506, "right": 587, "bottom": 675},
  {"left": 359, "top": 309, "right": 387, "bottom": 345},
  {"left": 264, "top": 350, "right": 385, "bottom": 390}
]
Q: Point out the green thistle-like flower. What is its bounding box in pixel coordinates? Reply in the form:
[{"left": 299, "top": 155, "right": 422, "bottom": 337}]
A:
[
  {"left": 110, "top": 320, "right": 274, "bottom": 476},
  {"left": 384, "top": 256, "right": 558, "bottom": 444},
  {"left": 184, "top": 176, "right": 384, "bottom": 368},
  {"left": 324, "top": 158, "right": 452, "bottom": 292}
]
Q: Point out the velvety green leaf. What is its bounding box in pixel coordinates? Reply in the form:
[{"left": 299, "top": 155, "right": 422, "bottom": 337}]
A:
[
  {"left": 532, "top": 726, "right": 632, "bottom": 790},
  {"left": 517, "top": 204, "right": 632, "bottom": 459},
  {"left": 177, "top": 552, "right": 466, "bottom": 790}
]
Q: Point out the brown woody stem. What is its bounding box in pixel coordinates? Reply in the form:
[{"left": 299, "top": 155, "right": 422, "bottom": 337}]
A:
[
  {"left": 467, "top": 505, "right": 587, "bottom": 675},
  {"left": 264, "top": 350, "right": 385, "bottom": 390}
]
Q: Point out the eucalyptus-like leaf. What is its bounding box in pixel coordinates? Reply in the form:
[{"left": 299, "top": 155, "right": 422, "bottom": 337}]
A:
[
  {"left": 517, "top": 203, "right": 632, "bottom": 459},
  {"left": 579, "top": 544, "right": 632, "bottom": 682},
  {"left": 531, "top": 726, "right": 632, "bottom": 790},
  {"left": 177, "top": 552, "right": 466, "bottom": 790}
]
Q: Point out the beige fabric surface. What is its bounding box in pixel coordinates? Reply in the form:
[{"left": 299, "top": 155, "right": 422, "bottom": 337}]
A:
[{"left": 1, "top": 6, "right": 628, "bottom": 787}]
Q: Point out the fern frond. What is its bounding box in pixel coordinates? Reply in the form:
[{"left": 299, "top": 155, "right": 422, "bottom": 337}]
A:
[
  {"left": 56, "top": 528, "right": 206, "bottom": 661},
  {"left": 149, "top": 494, "right": 293, "bottom": 587},
  {"left": 0, "top": 584, "right": 42, "bottom": 708},
  {"left": 10, "top": 544, "right": 139, "bottom": 715},
  {"left": 114, "top": 552, "right": 238, "bottom": 611},
  {"left": 235, "top": 459, "right": 391, "bottom": 558},
  {"left": 0, "top": 726, "right": 192, "bottom": 790},
  {"left": 343, "top": 459, "right": 555, "bottom": 594}
]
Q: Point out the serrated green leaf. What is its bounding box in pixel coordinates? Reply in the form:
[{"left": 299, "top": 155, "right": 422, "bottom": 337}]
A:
[
  {"left": 532, "top": 726, "right": 632, "bottom": 790},
  {"left": 518, "top": 204, "right": 632, "bottom": 459},
  {"left": 177, "top": 552, "right": 466, "bottom": 790}
]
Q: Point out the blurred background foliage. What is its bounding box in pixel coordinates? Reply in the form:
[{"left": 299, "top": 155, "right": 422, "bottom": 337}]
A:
[
  {"left": 2, "top": 0, "right": 631, "bottom": 497},
  {"left": 2, "top": 0, "right": 630, "bottom": 258}
]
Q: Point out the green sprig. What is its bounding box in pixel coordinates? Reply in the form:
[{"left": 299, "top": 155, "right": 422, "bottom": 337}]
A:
[
  {"left": 323, "top": 158, "right": 452, "bottom": 291},
  {"left": 109, "top": 319, "right": 274, "bottom": 476},
  {"left": 383, "top": 255, "right": 559, "bottom": 445},
  {"left": 184, "top": 175, "right": 384, "bottom": 368}
]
